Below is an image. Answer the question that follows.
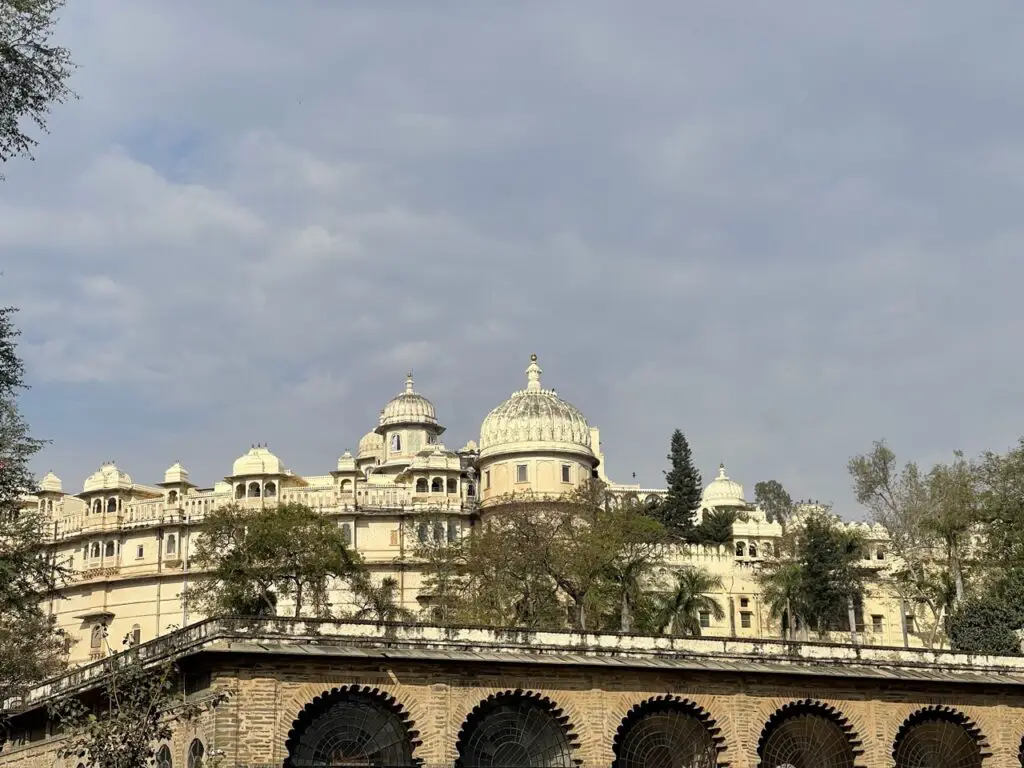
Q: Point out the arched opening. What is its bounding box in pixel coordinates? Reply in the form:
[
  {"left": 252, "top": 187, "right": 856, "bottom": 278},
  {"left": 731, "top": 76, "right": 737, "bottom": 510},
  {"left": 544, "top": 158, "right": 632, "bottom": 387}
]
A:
[
  {"left": 467, "top": 483, "right": 476, "bottom": 497},
  {"left": 131, "top": 624, "right": 141, "bottom": 646},
  {"left": 341, "top": 523, "right": 352, "bottom": 545},
  {"left": 758, "top": 700, "right": 859, "bottom": 768},
  {"left": 93, "top": 499, "right": 101, "bottom": 514},
  {"left": 166, "top": 534, "right": 177, "bottom": 556},
  {"left": 416, "top": 478, "right": 428, "bottom": 493},
  {"left": 284, "top": 686, "right": 419, "bottom": 768},
  {"left": 748, "top": 542, "right": 758, "bottom": 558},
  {"left": 90, "top": 625, "right": 103, "bottom": 649},
  {"left": 417, "top": 523, "right": 428, "bottom": 544},
  {"left": 247, "top": 481, "right": 261, "bottom": 498},
  {"left": 265, "top": 481, "right": 277, "bottom": 497},
  {"left": 167, "top": 490, "right": 178, "bottom": 504},
  {"left": 456, "top": 690, "right": 578, "bottom": 767},
  {"left": 433, "top": 521, "right": 444, "bottom": 542},
  {"left": 612, "top": 696, "right": 723, "bottom": 768},
  {"left": 155, "top": 745, "right": 172, "bottom": 768},
  {"left": 735, "top": 541, "right": 746, "bottom": 557},
  {"left": 391, "top": 434, "right": 402, "bottom": 452},
  {"left": 340, "top": 479, "right": 352, "bottom": 492},
  {"left": 104, "top": 540, "right": 115, "bottom": 558},
  {"left": 187, "top": 739, "right": 204, "bottom": 768},
  {"left": 431, "top": 477, "right": 443, "bottom": 493},
  {"left": 90, "top": 542, "right": 100, "bottom": 558},
  {"left": 447, "top": 477, "right": 458, "bottom": 494},
  {"left": 893, "top": 708, "right": 985, "bottom": 768},
  {"left": 106, "top": 497, "right": 117, "bottom": 514}
]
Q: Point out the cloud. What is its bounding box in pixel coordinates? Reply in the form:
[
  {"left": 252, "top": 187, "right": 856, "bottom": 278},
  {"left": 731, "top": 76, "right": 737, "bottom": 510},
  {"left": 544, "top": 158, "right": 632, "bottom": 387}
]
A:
[{"left": 5, "top": 0, "right": 1024, "bottom": 511}]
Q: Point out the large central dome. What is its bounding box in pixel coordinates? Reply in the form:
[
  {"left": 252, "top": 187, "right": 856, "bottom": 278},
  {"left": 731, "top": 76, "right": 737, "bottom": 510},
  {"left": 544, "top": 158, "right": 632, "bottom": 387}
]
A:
[{"left": 479, "top": 354, "right": 593, "bottom": 460}]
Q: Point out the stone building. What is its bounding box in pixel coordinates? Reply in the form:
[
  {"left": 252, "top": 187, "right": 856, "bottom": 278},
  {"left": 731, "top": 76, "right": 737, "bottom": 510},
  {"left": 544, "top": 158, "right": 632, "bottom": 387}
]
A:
[
  {"left": 21, "top": 355, "right": 906, "bottom": 666},
  {"left": 2, "top": 619, "right": 1023, "bottom": 767}
]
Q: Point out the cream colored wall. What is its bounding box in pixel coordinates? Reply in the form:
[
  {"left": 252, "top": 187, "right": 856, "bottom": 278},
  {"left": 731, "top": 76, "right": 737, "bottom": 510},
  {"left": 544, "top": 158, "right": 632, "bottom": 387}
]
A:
[{"left": 478, "top": 453, "right": 592, "bottom": 503}]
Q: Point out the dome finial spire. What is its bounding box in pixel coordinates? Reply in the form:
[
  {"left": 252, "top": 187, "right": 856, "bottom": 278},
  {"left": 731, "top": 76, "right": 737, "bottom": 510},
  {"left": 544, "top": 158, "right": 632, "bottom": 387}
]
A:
[
  {"left": 718, "top": 463, "right": 727, "bottom": 478},
  {"left": 405, "top": 371, "right": 414, "bottom": 394},
  {"left": 526, "top": 353, "right": 542, "bottom": 392}
]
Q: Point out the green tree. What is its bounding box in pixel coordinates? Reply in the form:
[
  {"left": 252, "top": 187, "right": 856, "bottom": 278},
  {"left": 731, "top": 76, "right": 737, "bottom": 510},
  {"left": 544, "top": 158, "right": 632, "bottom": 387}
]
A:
[
  {"left": 408, "top": 522, "right": 468, "bottom": 625},
  {"left": 0, "top": 306, "right": 69, "bottom": 709},
  {"left": 849, "top": 441, "right": 975, "bottom": 646},
  {"left": 691, "top": 508, "right": 738, "bottom": 545},
  {"left": 754, "top": 480, "right": 793, "bottom": 530},
  {"left": 653, "top": 566, "right": 725, "bottom": 637},
  {"left": 188, "top": 501, "right": 357, "bottom": 618},
  {"left": 658, "top": 430, "right": 702, "bottom": 539},
  {"left": 349, "top": 574, "right": 415, "bottom": 624},
  {"left": 758, "top": 560, "right": 803, "bottom": 640},
  {"left": 758, "top": 509, "right": 867, "bottom": 639},
  {"left": 1, "top": 0, "right": 76, "bottom": 176},
  {"left": 50, "top": 627, "right": 224, "bottom": 768},
  {"left": 947, "top": 593, "right": 1022, "bottom": 656},
  {"left": 975, "top": 439, "right": 1024, "bottom": 567}
]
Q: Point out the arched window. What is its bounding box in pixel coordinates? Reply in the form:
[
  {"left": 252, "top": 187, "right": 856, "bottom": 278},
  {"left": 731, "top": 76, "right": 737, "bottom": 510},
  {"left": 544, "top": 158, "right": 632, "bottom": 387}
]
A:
[
  {"left": 235, "top": 484, "right": 244, "bottom": 500},
  {"left": 247, "top": 481, "right": 261, "bottom": 498},
  {"left": 90, "top": 625, "right": 103, "bottom": 649},
  {"left": 467, "top": 483, "right": 476, "bottom": 497},
  {"left": 90, "top": 542, "right": 100, "bottom": 559},
  {"left": 166, "top": 534, "right": 177, "bottom": 556},
  {"left": 876, "top": 547, "right": 886, "bottom": 560},
  {"left": 415, "top": 478, "right": 428, "bottom": 493},
  {"left": 763, "top": 541, "right": 773, "bottom": 558},
  {"left": 264, "top": 481, "right": 277, "bottom": 497},
  {"left": 104, "top": 540, "right": 115, "bottom": 558},
  {"left": 155, "top": 745, "right": 172, "bottom": 768},
  {"left": 748, "top": 542, "right": 758, "bottom": 558},
  {"left": 391, "top": 434, "right": 401, "bottom": 452},
  {"left": 447, "top": 477, "right": 458, "bottom": 494},
  {"left": 106, "top": 497, "right": 117, "bottom": 513},
  {"left": 168, "top": 490, "right": 178, "bottom": 504},
  {"left": 433, "top": 521, "right": 444, "bottom": 542},
  {"left": 131, "top": 624, "right": 141, "bottom": 646},
  {"left": 340, "top": 479, "right": 352, "bottom": 492},
  {"left": 417, "top": 523, "right": 428, "bottom": 544},
  {"left": 187, "top": 739, "right": 205, "bottom": 768},
  {"left": 341, "top": 523, "right": 352, "bottom": 545},
  {"left": 431, "top": 477, "right": 443, "bottom": 493},
  {"left": 735, "top": 541, "right": 746, "bottom": 557},
  {"left": 93, "top": 499, "right": 101, "bottom": 514}
]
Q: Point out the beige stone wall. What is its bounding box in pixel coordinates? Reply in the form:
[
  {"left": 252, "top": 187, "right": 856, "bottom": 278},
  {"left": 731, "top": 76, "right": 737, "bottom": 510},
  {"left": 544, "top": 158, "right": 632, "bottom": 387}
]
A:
[
  {"left": 6, "top": 656, "right": 1024, "bottom": 767},
  {"left": 479, "top": 452, "right": 593, "bottom": 503}
]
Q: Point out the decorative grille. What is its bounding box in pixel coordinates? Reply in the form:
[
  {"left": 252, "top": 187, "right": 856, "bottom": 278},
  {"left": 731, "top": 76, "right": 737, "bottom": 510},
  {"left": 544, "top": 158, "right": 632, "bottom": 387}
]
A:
[
  {"left": 615, "top": 709, "right": 718, "bottom": 768},
  {"left": 289, "top": 691, "right": 415, "bottom": 767},
  {"left": 457, "top": 695, "right": 575, "bottom": 767},
  {"left": 894, "top": 719, "right": 982, "bottom": 768},
  {"left": 760, "top": 713, "right": 854, "bottom": 768}
]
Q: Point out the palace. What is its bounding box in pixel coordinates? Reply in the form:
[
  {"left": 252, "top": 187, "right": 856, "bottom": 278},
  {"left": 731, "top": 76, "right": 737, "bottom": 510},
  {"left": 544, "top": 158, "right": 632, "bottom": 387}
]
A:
[{"left": 22, "top": 354, "right": 908, "bottom": 666}]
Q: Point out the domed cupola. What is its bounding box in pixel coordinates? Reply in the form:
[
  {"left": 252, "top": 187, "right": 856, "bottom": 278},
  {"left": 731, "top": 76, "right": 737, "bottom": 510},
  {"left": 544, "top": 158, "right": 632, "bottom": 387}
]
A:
[
  {"left": 358, "top": 430, "right": 384, "bottom": 459},
  {"left": 39, "top": 471, "right": 63, "bottom": 494},
  {"left": 83, "top": 462, "right": 134, "bottom": 494},
  {"left": 375, "top": 374, "right": 442, "bottom": 434},
  {"left": 702, "top": 463, "right": 746, "bottom": 509},
  {"left": 231, "top": 445, "right": 285, "bottom": 477},
  {"left": 479, "top": 354, "right": 594, "bottom": 461}
]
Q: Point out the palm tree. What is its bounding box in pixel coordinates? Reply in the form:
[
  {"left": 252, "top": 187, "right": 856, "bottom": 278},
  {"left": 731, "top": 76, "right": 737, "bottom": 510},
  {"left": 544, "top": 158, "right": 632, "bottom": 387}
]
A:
[
  {"left": 655, "top": 567, "right": 725, "bottom": 637},
  {"left": 350, "top": 575, "right": 415, "bottom": 624},
  {"left": 758, "top": 560, "right": 804, "bottom": 640}
]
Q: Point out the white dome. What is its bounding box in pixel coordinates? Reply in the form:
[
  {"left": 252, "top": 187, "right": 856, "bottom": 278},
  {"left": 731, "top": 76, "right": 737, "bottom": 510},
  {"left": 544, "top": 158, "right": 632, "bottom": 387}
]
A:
[
  {"left": 39, "top": 471, "right": 62, "bottom": 494},
  {"left": 231, "top": 445, "right": 285, "bottom": 477},
  {"left": 702, "top": 464, "right": 745, "bottom": 508},
  {"left": 163, "top": 461, "right": 190, "bottom": 485},
  {"left": 358, "top": 430, "right": 384, "bottom": 458},
  {"left": 83, "top": 463, "right": 133, "bottom": 494},
  {"left": 479, "top": 354, "right": 593, "bottom": 461},
  {"left": 377, "top": 374, "right": 438, "bottom": 431},
  {"left": 337, "top": 450, "right": 357, "bottom": 472}
]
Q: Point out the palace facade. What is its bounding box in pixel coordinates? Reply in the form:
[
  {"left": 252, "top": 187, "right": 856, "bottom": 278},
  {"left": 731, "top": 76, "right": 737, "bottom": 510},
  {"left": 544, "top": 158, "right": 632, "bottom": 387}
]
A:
[{"left": 22, "top": 355, "right": 908, "bottom": 665}]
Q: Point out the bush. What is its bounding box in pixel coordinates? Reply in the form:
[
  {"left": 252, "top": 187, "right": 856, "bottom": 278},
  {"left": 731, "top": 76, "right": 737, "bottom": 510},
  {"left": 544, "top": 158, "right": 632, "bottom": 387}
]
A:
[{"left": 947, "top": 595, "right": 1022, "bottom": 656}]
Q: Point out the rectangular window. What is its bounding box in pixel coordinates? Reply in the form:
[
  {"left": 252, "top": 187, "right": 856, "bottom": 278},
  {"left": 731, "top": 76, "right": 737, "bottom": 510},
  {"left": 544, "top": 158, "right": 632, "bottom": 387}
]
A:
[
  {"left": 516, "top": 464, "right": 528, "bottom": 483},
  {"left": 561, "top": 464, "right": 571, "bottom": 483},
  {"left": 484, "top": 470, "right": 491, "bottom": 490},
  {"left": 136, "top": 545, "right": 144, "bottom": 559},
  {"left": 905, "top": 614, "right": 915, "bottom": 633},
  {"left": 740, "top": 597, "right": 749, "bottom": 608},
  {"left": 390, "top": 530, "right": 399, "bottom": 547},
  {"left": 740, "top": 611, "right": 752, "bottom": 629},
  {"left": 871, "top": 614, "right": 884, "bottom": 632},
  {"left": 699, "top": 611, "right": 710, "bottom": 628}
]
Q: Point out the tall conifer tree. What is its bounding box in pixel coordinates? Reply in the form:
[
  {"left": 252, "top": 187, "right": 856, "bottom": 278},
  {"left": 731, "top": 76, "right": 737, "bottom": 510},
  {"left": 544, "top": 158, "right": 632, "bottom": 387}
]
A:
[{"left": 660, "top": 429, "right": 702, "bottom": 538}]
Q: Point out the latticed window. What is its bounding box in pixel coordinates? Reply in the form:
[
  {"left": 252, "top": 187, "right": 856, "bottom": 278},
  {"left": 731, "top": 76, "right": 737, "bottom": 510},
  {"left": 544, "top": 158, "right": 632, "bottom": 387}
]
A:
[
  {"left": 458, "top": 693, "right": 575, "bottom": 768},
  {"left": 894, "top": 713, "right": 982, "bottom": 768},
  {"left": 614, "top": 702, "right": 719, "bottom": 768},
  {"left": 187, "top": 739, "right": 204, "bottom": 768},
  {"left": 760, "top": 708, "right": 855, "bottom": 768},
  {"left": 155, "top": 745, "right": 172, "bottom": 768}
]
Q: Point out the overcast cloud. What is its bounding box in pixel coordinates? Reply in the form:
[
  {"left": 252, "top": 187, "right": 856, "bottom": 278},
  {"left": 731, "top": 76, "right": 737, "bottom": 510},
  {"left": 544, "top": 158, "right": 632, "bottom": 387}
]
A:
[{"left": 4, "top": 1, "right": 1024, "bottom": 514}]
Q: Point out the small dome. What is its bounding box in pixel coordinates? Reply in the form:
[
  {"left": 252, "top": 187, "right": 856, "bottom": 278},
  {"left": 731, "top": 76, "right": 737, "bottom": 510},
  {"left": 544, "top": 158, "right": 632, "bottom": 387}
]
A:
[
  {"left": 337, "top": 450, "right": 356, "bottom": 472},
  {"left": 479, "top": 354, "right": 593, "bottom": 461},
  {"left": 702, "top": 464, "right": 745, "bottom": 508},
  {"left": 459, "top": 439, "right": 479, "bottom": 454},
  {"left": 358, "top": 430, "right": 384, "bottom": 458},
  {"left": 377, "top": 373, "right": 438, "bottom": 431},
  {"left": 83, "top": 463, "right": 133, "bottom": 494},
  {"left": 231, "top": 445, "right": 284, "bottom": 477},
  {"left": 163, "top": 461, "right": 190, "bottom": 485},
  {"left": 39, "top": 471, "right": 62, "bottom": 494}
]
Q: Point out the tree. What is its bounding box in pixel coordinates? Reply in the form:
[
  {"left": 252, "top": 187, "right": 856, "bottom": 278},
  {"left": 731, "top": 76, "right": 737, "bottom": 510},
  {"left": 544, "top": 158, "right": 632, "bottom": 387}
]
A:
[
  {"left": 849, "top": 441, "right": 974, "bottom": 646},
  {"left": 408, "top": 519, "right": 468, "bottom": 625},
  {"left": 653, "top": 567, "right": 725, "bottom": 637},
  {"left": 658, "top": 430, "right": 702, "bottom": 539},
  {"left": 947, "top": 593, "right": 1022, "bottom": 657},
  {"left": 754, "top": 480, "right": 793, "bottom": 529},
  {"left": 0, "top": 306, "right": 69, "bottom": 709},
  {"left": 348, "top": 574, "right": 414, "bottom": 624},
  {"left": 0, "top": 0, "right": 75, "bottom": 176},
  {"left": 188, "top": 501, "right": 357, "bottom": 619},
  {"left": 758, "top": 509, "right": 867, "bottom": 639},
  {"left": 691, "top": 508, "right": 738, "bottom": 546},
  {"left": 50, "top": 627, "right": 224, "bottom": 768},
  {"left": 975, "top": 439, "right": 1024, "bottom": 568}
]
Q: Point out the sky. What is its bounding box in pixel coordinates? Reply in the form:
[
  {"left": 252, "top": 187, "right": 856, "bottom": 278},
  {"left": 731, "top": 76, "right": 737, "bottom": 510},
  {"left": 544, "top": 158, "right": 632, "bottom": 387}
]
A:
[{"left": 3, "top": 1, "right": 1024, "bottom": 516}]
